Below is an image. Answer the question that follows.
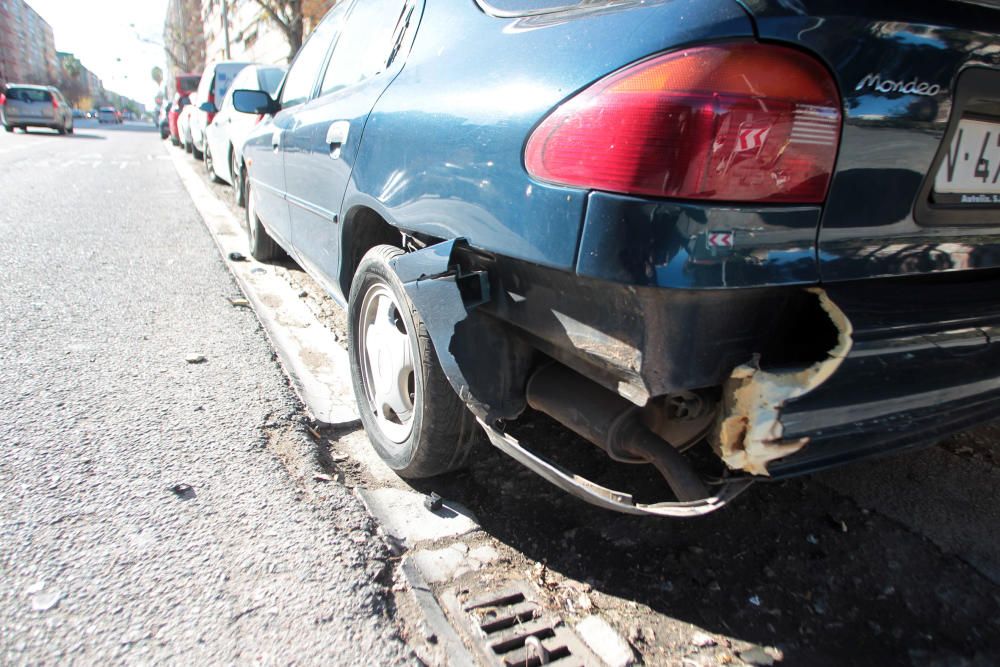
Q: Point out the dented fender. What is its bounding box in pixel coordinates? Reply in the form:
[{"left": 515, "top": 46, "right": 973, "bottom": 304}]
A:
[{"left": 389, "top": 240, "right": 529, "bottom": 421}]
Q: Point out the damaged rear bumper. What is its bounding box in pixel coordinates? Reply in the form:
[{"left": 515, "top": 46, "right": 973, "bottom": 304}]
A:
[
  {"left": 392, "top": 240, "right": 1000, "bottom": 511},
  {"left": 759, "top": 275, "right": 1000, "bottom": 478}
]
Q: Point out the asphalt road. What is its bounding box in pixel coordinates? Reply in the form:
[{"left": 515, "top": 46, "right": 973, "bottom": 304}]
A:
[{"left": 0, "top": 121, "right": 408, "bottom": 664}]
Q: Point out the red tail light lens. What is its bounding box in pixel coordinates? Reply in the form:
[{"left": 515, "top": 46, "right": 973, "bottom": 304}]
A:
[
  {"left": 207, "top": 92, "right": 216, "bottom": 124},
  {"left": 51, "top": 96, "right": 59, "bottom": 109},
  {"left": 524, "top": 42, "right": 842, "bottom": 204},
  {"left": 0, "top": 93, "right": 6, "bottom": 106}
]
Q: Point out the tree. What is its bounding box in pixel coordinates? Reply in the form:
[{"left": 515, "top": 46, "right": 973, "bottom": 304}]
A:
[
  {"left": 58, "top": 54, "right": 87, "bottom": 106},
  {"left": 163, "top": 0, "right": 206, "bottom": 74},
  {"left": 253, "top": 0, "right": 337, "bottom": 62}
]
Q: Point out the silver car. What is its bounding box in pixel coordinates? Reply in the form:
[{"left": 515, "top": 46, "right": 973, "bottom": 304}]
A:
[{"left": 1, "top": 84, "right": 73, "bottom": 134}]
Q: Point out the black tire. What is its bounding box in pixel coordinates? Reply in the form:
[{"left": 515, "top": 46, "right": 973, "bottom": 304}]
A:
[
  {"left": 184, "top": 137, "right": 192, "bottom": 153},
  {"left": 348, "top": 245, "right": 477, "bottom": 478},
  {"left": 3, "top": 125, "right": 12, "bottom": 133},
  {"left": 56, "top": 124, "right": 66, "bottom": 135},
  {"left": 204, "top": 143, "right": 222, "bottom": 183},
  {"left": 170, "top": 135, "right": 180, "bottom": 147},
  {"left": 191, "top": 139, "right": 203, "bottom": 160},
  {"left": 244, "top": 179, "right": 283, "bottom": 261},
  {"left": 66, "top": 122, "right": 73, "bottom": 135},
  {"left": 231, "top": 149, "right": 246, "bottom": 207}
]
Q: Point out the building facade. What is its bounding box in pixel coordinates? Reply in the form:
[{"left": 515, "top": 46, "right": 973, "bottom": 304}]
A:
[
  {"left": 164, "top": 0, "right": 207, "bottom": 95},
  {"left": 56, "top": 51, "right": 105, "bottom": 109},
  {"left": 0, "top": 0, "right": 58, "bottom": 88}
]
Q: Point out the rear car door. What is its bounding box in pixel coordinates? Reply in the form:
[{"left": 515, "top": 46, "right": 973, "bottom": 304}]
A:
[
  {"left": 242, "top": 10, "right": 344, "bottom": 247},
  {"left": 284, "top": 0, "right": 419, "bottom": 286}
]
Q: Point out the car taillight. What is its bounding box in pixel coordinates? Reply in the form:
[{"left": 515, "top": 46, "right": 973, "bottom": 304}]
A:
[
  {"left": 51, "top": 96, "right": 58, "bottom": 109},
  {"left": 207, "top": 92, "right": 216, "bottom": 124},
  {"left": 0, "top": 93, "right": 6, "bottom": 106},
  {"left": 524, "top": 42, "right": 842, "bottom": 204}
]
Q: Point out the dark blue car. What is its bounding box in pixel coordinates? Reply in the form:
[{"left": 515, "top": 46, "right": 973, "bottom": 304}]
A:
[{"left": 235, "top": 0, "right": 1000, "bottom": 516}]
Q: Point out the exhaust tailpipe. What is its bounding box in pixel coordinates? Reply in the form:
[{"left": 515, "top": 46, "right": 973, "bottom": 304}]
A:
[{"left": 526, "top": 363, "right": 710, "bottom": 502}]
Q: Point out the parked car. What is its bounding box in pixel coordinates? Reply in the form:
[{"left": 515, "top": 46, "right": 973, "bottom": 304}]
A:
[
  {"left": 158, "top": 105, "right": 170, "bottom": 139},
  {"left": 175, "top": 73, "right": 201, "bottom": 97},
  {"left": 178, "top": 103, "right": 195, "bottom": 153},
  {"left": 97, "top": 106, "right": 121, "bottom": 124},
  {"left": 236, "top": 0, "right": 1000, "bottom": 516},
  {"left": 1, "top": 84, "right": 73, "bottom": 134},
  {"left": 187, "top": 61, "right": 252, "bottom": 160},
  {"left": 204, "top": 64, "right": 286, "bottom": 205},
  {"left": 168, "top": 92, "right": 190, "bottom": 146}
]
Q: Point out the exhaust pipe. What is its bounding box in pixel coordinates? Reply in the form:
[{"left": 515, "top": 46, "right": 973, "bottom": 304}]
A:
[{"left": 526, "top": 363, "right": 710, "bottom": 502}]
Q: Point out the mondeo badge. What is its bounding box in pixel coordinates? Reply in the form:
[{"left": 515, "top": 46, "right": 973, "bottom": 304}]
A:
[{"left": 856, "top": 73, "right": 943, "bottom": 96}]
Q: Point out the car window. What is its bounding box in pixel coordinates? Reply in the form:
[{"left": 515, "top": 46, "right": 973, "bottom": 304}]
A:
[
  {"left": 258, "top": 67, "right": 286, "bottom": 97},
  {"left": 7, "top": 88, "right": 51, "bottom": 103},
  {"left": 320, "top": 0, "right": 408, "bottom": 96},
  {"left": 280, "top": 6, "right": 348, "bottom": 107}
]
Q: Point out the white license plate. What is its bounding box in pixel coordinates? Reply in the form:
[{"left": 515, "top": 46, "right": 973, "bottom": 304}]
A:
[{"left": 934, "top": 117, "right": 1000, "bottom": 200}]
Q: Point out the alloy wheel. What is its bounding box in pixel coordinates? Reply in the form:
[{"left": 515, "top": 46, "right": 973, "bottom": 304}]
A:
[{"left": 357, "top": 283, "right": 416, "bottom": 444}]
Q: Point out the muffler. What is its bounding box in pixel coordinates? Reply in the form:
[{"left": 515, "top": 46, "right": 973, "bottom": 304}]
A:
[{"left": 525, "top": 363, "right": 710, "bottom": 502}]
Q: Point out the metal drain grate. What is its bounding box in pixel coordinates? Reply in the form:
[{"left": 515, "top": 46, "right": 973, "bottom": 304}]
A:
[{"left": 442, "top": 581, "right": 600, "bottom": 666}]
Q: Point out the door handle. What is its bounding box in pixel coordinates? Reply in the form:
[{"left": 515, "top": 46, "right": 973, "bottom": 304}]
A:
[
  {"left": 326, "top": 120, "right": 350, "bottom": 159},
  {"left": 271, "top": 129, "right": 283, "bottom": 152}
]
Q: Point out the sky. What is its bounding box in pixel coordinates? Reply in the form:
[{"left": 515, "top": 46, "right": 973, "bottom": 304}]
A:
[{"left": 25, "top": 0, "right": 170, "bottom": 107}]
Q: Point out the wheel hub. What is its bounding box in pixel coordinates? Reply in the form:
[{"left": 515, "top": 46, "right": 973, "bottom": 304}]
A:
[{"left": 359, "top": 284, "right": 415, "bottom": 443}]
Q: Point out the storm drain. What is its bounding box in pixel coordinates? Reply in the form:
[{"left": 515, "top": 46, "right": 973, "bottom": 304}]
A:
[{"left": 442, "top": 581, "right": 600, "bottom": 666}]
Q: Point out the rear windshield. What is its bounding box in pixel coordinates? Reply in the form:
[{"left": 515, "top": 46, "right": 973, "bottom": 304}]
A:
[
  {"left": 258, "top": 68, "right": 286, "bottom": 96},
  {"left": 177, "top": 76, "right": 200, "bottom": 93},
  {"left": 6, "top": 88, "right": 52, "bottom": 103}
]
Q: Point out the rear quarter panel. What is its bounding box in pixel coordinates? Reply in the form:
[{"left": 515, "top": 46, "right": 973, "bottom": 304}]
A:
[{"left": 346, "top": 0, "right": 754, "bottom": 272}]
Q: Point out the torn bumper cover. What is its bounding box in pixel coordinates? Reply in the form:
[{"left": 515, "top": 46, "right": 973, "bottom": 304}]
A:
[
  {"left": 718, "top": 275, "right": 1000, "bottom": 478},
  {"left": 393, "top": 240, "right": 1000, "bottom": 510}
]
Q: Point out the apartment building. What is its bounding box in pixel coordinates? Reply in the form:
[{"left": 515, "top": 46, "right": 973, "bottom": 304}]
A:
[{"left": 0, "top": 0, "right": 58, "bottom": 87}]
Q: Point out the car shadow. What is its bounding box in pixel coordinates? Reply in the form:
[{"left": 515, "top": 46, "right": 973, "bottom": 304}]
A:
[{"left": 401, "top": 410, "right": 1000, "bottom": 666}]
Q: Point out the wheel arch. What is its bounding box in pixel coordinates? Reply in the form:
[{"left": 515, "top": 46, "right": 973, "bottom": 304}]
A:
[{"left": 339, "top": 202, "right": 407, "bottom": 302}]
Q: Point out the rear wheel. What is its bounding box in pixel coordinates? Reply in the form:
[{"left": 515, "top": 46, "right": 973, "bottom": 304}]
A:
[
  {"left": 348, "top": 245, "right": 476, "bottom": 478},
  {"left": 204, "top": 143, "right": 222, "bottom": 183},
  {"left": 191, "top": 136, "right": 203, "bottom": 160},
  {"left": 244, "top": 179, "right": 283, "bottom": 261},
  {"left": 231, "top": 150, "right": 246, "bottom": 207},
  {"left": 3, "top": 125, "right": 11, "bottom": 133},
  {"left": 56, "top": 124, "right": 66, "bottom": 135}
]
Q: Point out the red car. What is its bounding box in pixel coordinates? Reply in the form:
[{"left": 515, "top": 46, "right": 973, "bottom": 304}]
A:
[
  {"left": 167, "top": 92, "right": 190, "bottom": 145},
  {"left": 175, "top": 73, "right": 200, "bottom": 96}
]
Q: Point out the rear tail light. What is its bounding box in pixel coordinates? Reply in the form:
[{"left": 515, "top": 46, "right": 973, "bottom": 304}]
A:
[
  {"left": 51, "top": 96, "right": 59, "bottom": 109},
  {"left": 0, "top": 93, "right": 6, "bottom": 106},
  {"left": 207, "top": 92, "right": 216, "bottom": 124},
  {"left": 524, "top": 42, "right": 842, "bottom": 204}
]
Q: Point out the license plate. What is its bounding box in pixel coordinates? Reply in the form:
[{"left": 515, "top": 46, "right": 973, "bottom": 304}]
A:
[{"left": 934, "top": 117, "right": 1000, "bottom": 205}]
